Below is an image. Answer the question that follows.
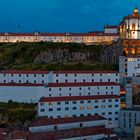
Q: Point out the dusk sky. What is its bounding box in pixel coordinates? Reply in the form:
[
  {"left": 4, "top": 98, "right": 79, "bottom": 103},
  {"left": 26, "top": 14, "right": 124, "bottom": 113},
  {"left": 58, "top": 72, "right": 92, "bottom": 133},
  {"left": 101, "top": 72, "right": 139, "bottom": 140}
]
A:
[{"left": 0, "top": 0, "right": 140, "bottom": 32}]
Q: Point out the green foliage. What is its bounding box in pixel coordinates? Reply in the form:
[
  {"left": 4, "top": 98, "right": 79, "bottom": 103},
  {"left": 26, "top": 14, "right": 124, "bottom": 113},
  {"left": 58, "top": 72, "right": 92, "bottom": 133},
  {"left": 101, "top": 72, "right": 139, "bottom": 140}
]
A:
[{"left": 0, "top": 101, "right": 36, "bottom": 125}]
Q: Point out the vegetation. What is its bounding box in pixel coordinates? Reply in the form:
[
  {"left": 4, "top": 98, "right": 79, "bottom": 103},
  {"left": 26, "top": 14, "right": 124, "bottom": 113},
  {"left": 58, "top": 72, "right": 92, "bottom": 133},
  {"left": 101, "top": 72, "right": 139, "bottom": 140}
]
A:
[
  {"left": 0, "top": 42, "right": 118, "bottom": 70},
  {"left": 0, "top": 100, "right": 36, "bottom": 128}
]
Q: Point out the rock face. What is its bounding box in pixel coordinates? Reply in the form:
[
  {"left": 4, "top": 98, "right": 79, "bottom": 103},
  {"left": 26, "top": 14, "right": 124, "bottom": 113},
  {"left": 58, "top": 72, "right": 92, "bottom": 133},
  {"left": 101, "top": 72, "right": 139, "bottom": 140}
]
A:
[{"left": 34, "top": 47, "right": 101, "bottom": 64}]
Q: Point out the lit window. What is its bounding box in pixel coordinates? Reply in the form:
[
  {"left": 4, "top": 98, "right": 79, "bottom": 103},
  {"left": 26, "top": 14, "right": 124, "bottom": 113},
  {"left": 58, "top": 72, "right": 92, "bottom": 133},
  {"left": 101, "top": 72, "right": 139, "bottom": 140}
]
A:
[{"left": 80, "top": 106, "right": 84, "bottom": 110}]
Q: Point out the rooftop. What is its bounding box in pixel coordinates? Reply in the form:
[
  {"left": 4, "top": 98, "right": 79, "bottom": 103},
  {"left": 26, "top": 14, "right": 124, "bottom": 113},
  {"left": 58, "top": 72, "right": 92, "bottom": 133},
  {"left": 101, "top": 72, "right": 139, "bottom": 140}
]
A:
[
  {"left": 27, "top": 126, "right": 115, "bottom": 140},
  {"left": 47, "top": 82, "right": 120, "bottom": 87},
  {"left": 31, "top": 115, "right": 106, "bottom": 127},
  {"left": 39, "top": 95, "right": 120, "bottom": 102}
]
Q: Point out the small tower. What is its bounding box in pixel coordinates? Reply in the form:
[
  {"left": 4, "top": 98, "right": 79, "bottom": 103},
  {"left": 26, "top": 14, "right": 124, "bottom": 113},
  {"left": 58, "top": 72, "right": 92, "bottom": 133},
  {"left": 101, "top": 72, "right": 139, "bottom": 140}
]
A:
[{"left": 134, "top": 8, "right": 139, "bottom": 14}]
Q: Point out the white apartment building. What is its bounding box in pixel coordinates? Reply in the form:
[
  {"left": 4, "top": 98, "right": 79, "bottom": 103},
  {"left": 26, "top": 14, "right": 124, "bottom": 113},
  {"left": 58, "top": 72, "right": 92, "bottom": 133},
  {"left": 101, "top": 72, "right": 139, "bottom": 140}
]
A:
[
  {"left": 28, "top": 115, "right": 118, "bottom": 140},
  {"left": 45, "top": 82, "right": 120, "bottom": 97},
  {"left": 0, "top": 83, "right": 45, "bottom": 103},
  {"left": 0, "top": 70, "right": 119, "bottom": 84},
  {"left": 29, "top": 115, "right": 107, "bottom": 133},
  {"left": 119, "top": 56, "right": 140, "bottom": 78},
  {"left": 0, "top": 31, "right": 118, "bottom": 44},
  {"left": 38, "top": 95, "right": 120, "bottom": 129}
]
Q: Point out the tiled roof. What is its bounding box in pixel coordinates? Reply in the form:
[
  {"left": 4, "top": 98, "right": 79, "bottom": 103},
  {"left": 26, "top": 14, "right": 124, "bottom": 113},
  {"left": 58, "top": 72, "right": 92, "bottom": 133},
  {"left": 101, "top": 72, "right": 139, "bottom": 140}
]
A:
[
  {"left": 31, "top": 115, "right": 106, "bottom": 127},
  {"left": 105, "top": 26, "right": 118, "bottom": 29},
  {"left": 27, "top": 126, "right": 115, "bottom": 140},
  {"left": 53, "top": 70, "right": 119, "bottom": 74},
  {"left": 0, "top": 70, "right": 49, "bottom": 74},
  {"left": 39, "top": 95, "right": 120, "bottom": 102},
  {"left": 0, "top": 83, "right": 45, "bottom": 87},
  {"left": 0, "top": 32, "right": 118, "bottom": 37},
  {"left": 47, "top": 82, "right": 120, "bottom": 87}
]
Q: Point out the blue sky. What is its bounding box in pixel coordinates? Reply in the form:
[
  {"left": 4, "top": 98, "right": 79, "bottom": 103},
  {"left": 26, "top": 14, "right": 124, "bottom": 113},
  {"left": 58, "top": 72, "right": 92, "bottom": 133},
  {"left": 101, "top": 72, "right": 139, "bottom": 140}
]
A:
[{"left": 0, "top": 0, "right": 139, "bottom": 32}]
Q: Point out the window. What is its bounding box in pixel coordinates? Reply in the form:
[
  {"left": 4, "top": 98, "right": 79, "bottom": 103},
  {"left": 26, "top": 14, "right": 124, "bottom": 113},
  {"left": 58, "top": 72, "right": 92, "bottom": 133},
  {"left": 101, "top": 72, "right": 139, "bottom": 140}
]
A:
[
  {"left": 73, "top": 107, "right": 76, "bottom": 110},
  {"left": 4, "top": 80, "right": 6, "bottom": 83},
  {"left": 49, "top": 88, "right": 51, "bottom": 91},
  {"left": 80, "top": 123, "right": 83, "bottom": 128},
  {"left": 95, "top": 113, "right": 98, "bottom": 116},
  {"left": 95, "top": 100, "right": 98, "bottom": 103},
  {"left": 80, "top": 101, "right": 84, "bottom": 104},
  {"left": 79, "top": 87, "right": 81, "bottom": 90},
  {"left": 102, "top": 99, "right": 106, "bottom": 102},
  {"left": 80, "top": 114, "right": 84, "bottom": 117},
  {"left": 100, "top": 79, "right": 102, "bottom": 82},
  {"left": 115, "top": 118, "right": 118, "bottom": 120},
  {"left": 83, "top": 79, "right": 85, "bottom": 82},
  {"left": 11, "top": 74, "right": 13, "bottom": 77},
  {"left": 92, "top": 74, "right": 94, "bottom": 76},
  {"left": 26, "top": 80, "right": 29, "bottom": 83},
  {"left": 92, "top": 79, "right": 94, "bottom": 82},
  {"left": 40, "top": 109, "right": 45, "bottom": 112},
  {"left": 115, "top": 99, "right": 118, "bottom": 102},
  {"left": 59, "top": 88, "right": 61, "bottom": 91},
  {"left": 108, "top": 118, "right": 112, "bottom": 121},
  {"left": 115, "top": 112, "right": 118, "bottom": 114},
  {"left": 65, "top": 107, "right": 69, "bottom": 110},
  {"left": 88, "top": 113, "right": 91, "bottom": 116},
  {"left": 102, "top": 105, "right": 106, "bottom": 108},
  {"left": 49, "top": 108, "right": 53, "bottom": 111},
  {"left": 106, "top": 87, "right": 108, "bottom": 89},
  {"left": 87, "top": 106, "right": 92, "bottom": 109},
  {"left": 111, "top": 87, "right": 113, "bottom": 89},
  {"left": 74, "top": 79, "right": 77, "bottom": 82},
  {"left": 69, "top": 88, "right": 71, "bottom": 91},
  {"left": 102, "top": 112, "right": 105, "bottom": 115},
  {"left": 73, "top": 101, "right": 76, "bottom": 104},
  {"left": 54, "top": 125, "right": 57, "bottom": 130},
  {"left": 108, "top": 79, "right": 110, "bottom": 82},
  {"left": 100, "top": 74, "right": 102, "bottom": 76},
  {"left": 4, "top": 74, "right": 6, "bottom": 77},
  {"left": 34, "top": 74, "right": 36, "bottom": 77},
  {"left": 57, "top": 102, "right": 61, "bottom": 105},
  {"left": 57, "top": 108, "right": 61, "bottom": 111},
  {"left": 42, "top": 80, "right": 44, "bottom": 83},
  {"left": 42, "top": 74, "right": 44, "bottom": 77},
  {"left": 95, "top": 106, "right": 98, "bottom": 108},
  {"left": 109, "top": 105, "right": 112, "bottom": 108},
  {"left": 56, "top": 74, "right": 58, "bottom": 77},
  {"left": 19, "top": 74, "right": 21, "bottom": 77},
  {"left": 109, "top": 99, "right": 112, "bottom": 102},
  {"left": 74, "top": 74, "right": 77, "bottom": 77},
  {"left": 65, "top": 101, "right": 69, "bottom": 104},
  {"left": 108, "top": 112, "right": 112, "bottom": 115},
  {"left": 56, "top": 80, "right": 58, "bottom": 83},
  {"left": 65, "top": 74, "right": 68, "bottom": 77},
  {"left": 19, "top": 80, "right": 21, "bottom": 83},
  {"left": 87, "top": 100, "right": 91, "bottom": 103},
  {"left": 65, "top": 80, "right": 68, "bottom": 83},
  {"left": 80, "top": 106, "right": 84, "bottom": 110},
  {"left": 40, "top": 103, "right": 45, "bottom": 106},
  {"left": 34, "top": 80, "right": 36, "bottom": 83},
  {"left": 115, "top": 105, "right": 119, "bottom": 107}
]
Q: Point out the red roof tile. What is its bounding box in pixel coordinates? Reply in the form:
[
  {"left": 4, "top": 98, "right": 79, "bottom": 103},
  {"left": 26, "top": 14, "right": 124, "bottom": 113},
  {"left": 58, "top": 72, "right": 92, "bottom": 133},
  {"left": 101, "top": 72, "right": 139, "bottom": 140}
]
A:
[
  {"left": 39, "top": 95, "right": 120, "bottom": 102},
  {"left": 31, "top": 115, "right": 106, "bottom": 127},
  {"left": 27, "top": 126, "right": 114, "bottom": 140},
  {"left": 47, "top": 82, "right": 120, "bottom": 87},
  {"left": 1, "top": 70, "right": 49, "bottom": 74},
  {"left": 0, "top": 32, "right": 118, "bottom": 37},
  {"left": 53, "top": 70, "right": 119, "bottom": 74},
  {"left": 0, "top": 83, "right": 45, "bottom": 87}
]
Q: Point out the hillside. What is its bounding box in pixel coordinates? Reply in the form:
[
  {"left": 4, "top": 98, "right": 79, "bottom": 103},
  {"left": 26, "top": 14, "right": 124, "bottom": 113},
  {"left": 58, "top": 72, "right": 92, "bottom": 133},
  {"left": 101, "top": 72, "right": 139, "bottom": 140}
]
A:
[{"left": 0, "top": 42, "right": 118, "bottom": 70}]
